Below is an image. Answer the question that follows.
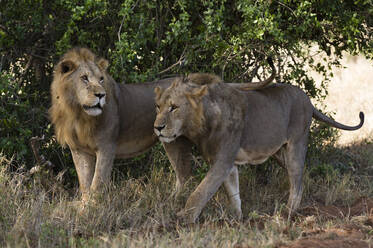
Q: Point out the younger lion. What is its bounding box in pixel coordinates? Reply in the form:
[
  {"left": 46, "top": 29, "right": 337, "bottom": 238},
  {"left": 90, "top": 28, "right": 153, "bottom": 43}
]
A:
[{"left": 154, "top": 74, "right": 364, "bottom": 224}]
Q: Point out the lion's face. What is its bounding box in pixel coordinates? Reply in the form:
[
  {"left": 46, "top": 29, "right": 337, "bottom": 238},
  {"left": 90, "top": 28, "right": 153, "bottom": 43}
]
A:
[
  {"left": 73, "top": 62, "right": 107, "bottom": 116},
  {"left": 51, "top": 48, "right": 109, "bottom": 117},
  {"left": 154, "top": 79, "right": 208, "bottom": 143}
]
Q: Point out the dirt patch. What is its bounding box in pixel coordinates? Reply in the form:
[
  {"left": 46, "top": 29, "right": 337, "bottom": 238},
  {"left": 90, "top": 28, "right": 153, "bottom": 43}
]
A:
[
  {"left": 299, "top": 197, "right": 373, "bottom": 219},
  {"left": 278, "top": 225, "right": 371, "bottom": 248},
  {"left": 279, "top": 238, "right": 369, "bottom": 248},
  {"left": 278, "top": 198, "right": 373, "bottom": 248}
]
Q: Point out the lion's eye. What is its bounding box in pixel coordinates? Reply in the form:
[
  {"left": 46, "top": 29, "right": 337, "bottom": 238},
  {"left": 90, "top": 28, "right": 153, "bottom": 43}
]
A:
[
  {"left": 99, "top": 76, "right": 104, "bottom": 84},
  {"left": 169, "top": 104, "right": 178, "bottom": 112},
  {"left": 81, "top": 75, "right": 89, "bottom": 83}
]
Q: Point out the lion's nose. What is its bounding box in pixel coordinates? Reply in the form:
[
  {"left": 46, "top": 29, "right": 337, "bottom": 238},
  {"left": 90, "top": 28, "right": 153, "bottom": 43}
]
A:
[
  {"left": 95, "top": 93, "right": 105, "bottom": 99},
  {"left": 154, "top": 125, "right": 165, "bottom": 132}
]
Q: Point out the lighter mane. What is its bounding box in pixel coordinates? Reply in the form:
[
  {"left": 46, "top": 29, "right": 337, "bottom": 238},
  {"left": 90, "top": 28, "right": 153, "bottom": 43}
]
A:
[{"left": 154, "top": 75, "right": 364, "bottom": 224}]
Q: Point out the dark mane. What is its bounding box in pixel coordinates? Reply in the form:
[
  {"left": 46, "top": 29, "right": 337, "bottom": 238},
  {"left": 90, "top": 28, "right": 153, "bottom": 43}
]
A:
[{"left": 186, "top": 73, "right": 222, "bottom": 85}]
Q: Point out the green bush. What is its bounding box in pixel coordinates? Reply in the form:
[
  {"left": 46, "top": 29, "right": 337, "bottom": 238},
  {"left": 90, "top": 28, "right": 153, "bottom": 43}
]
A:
[{"left": 0, "top": 73, "right": 49, "bottom": 163}]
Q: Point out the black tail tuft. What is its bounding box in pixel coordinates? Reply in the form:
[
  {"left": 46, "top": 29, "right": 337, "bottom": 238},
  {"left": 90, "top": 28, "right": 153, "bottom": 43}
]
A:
[{"left": 359, "top": 111, "right": 365, "bottom": 124}]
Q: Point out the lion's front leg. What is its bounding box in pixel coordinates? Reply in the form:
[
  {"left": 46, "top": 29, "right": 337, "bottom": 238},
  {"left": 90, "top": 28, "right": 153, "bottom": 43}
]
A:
[
  {"left": 71, "top": 149, "right": 95, "bottom": 203},
  {"left": 90, "top": 146, "right": 116, "bottom": 195},
  {"left": 178, "top": 159, "right": 234, "bottom": 224},
  {"left": 162, "top": 137, "right": 193, "bottom": 197}
]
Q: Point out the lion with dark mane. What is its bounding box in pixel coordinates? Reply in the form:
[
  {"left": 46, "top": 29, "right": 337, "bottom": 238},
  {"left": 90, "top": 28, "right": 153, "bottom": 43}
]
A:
[
  {"left": 154, "top": 73, "right": 364, "bottom": 224},
  {"left": 49, "top": 48, "right": 275, "bottom": 203}
]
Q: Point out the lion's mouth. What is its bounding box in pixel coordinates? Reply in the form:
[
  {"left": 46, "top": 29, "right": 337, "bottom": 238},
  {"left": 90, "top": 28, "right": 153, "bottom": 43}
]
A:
[
  {"left": 159, "top": 134, "right": 177, "bottom": 138},
  {"left": 82, "top": 103, "right": 103, "bottom": 116},
  {"left": 158, "top": 134, "right": 178, "bottom": 143},
  {"left": 83, "top": 103, "right": 102, "bottom": 111}
]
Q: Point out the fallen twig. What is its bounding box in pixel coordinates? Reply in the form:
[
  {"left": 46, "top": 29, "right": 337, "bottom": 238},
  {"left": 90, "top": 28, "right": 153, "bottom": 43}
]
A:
[{"left": 29, "top": 135, "right": 54, "bottom": 174}]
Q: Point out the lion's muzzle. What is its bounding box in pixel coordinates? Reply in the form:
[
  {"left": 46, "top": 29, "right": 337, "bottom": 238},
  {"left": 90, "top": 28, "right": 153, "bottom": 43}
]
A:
[
  {"left": 153, "top": 124, "right": 165, "bottom": 137},
  {"left": 154, "top": 124, "right": 165, "bottom": 133},
  {"left": 83, "top": 94, "right": 106, "bottom": 116},
  {"left": 154, "top": 124, "right": 177, "bottom": 143}
]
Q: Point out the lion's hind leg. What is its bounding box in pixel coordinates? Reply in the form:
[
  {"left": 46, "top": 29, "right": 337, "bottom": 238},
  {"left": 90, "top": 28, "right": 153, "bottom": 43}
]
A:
[
  {"left": 273, "top": 146, "right": 287, "bottom": 169},
  {"left": 284, "top": 139, "right": 308, "bottom": 215},
  {"left": 223, "top": 165, "right": 242, "bottom": 220}
]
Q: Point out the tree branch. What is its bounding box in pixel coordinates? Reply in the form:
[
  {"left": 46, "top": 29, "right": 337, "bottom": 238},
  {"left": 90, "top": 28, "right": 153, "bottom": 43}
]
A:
[
  {"left": 29, "top": 136, "right": 54, "bottom": 170},
  {"left": 157, "top": 47, "right": 187, "bottom": 75}
]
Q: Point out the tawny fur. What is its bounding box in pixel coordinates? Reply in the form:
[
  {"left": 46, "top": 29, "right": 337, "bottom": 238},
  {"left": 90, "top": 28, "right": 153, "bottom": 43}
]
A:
[{"left": 154, "top": 76, "right": 364, "bottom": 224}]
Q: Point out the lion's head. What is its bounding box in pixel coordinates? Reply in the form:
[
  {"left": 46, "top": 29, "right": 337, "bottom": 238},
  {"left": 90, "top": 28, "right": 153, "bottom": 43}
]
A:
[
  {"left": 49, "top": 47, "right": 113, "bottom": 147},
  {"left": 50, "top": 47, "right": 109, "bottom": 116},
  {"left": 153, "top": 73, "right": 217, "bottom": 143}
]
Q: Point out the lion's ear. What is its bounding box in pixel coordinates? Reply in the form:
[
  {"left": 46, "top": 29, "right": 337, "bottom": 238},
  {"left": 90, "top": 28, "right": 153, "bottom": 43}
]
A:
[
  {"left": 185, "top": 85, "right": 208, "bottom": 109},
  {"left": 59, "top": 60, "right": 76, "bottom": 74},
  {"left": 192, "top": 85, "right": 208, "bottom": 98},
  {"left": 97, "top": 58, "right": 109, "bottom": 71},
  {"left": 154, "top": 86, "right": 164, "bottom": 100},
  {"left": 170, "top": 80, "right": 180, "bottom": 89},
  {"left": 185, "top": 94, "right": 198, "bottom": 109}
]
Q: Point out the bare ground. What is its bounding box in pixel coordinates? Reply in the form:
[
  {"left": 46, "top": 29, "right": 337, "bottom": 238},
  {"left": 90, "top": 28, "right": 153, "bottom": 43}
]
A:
[{"left": 276, "top": 198, "right": 373, "bottom": 248}]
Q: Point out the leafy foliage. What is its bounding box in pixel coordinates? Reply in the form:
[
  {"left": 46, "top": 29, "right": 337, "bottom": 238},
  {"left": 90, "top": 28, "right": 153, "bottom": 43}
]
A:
[
  {"left": 0, "top": 73, "right": 48, "bottom": 162},
  {"left": 0, "top": 0, "right": 372, "bottom": 169}
]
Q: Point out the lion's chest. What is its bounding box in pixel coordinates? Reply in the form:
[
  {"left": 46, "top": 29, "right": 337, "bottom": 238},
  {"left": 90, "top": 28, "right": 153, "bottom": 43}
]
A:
[{"left": 73, "top": 124, "right": 97, "bottom": 152}]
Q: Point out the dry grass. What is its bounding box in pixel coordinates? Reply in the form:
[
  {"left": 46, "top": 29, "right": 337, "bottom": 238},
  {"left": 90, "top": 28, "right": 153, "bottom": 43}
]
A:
[{"left": 1, "top": 139, "right": 373, "bottom": 248}]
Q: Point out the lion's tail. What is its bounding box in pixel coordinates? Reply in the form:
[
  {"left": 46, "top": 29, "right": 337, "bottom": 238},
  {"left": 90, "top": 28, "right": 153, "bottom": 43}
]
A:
[{"left": 312, "top": 108, "right": 364, "bottom": 131}]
